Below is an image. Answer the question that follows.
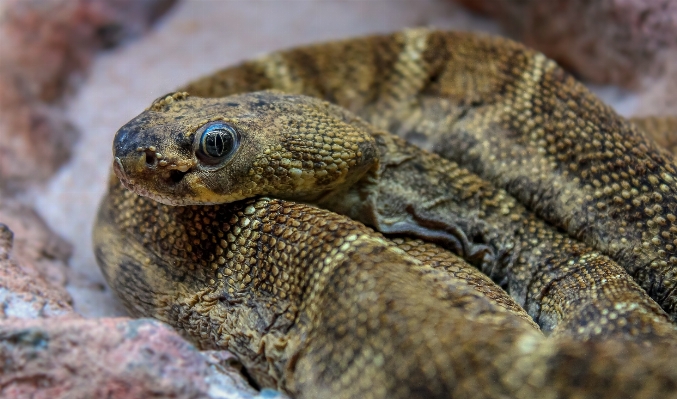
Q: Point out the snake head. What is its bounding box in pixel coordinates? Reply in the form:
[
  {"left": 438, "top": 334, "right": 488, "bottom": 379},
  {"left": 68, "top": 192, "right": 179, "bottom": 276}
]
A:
[{"left": 113, "top": 90, "right": 379, "bottom": 206}]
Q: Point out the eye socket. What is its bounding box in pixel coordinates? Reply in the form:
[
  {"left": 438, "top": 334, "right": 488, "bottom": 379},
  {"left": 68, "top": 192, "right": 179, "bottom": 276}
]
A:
[{"left": 194, "top": 121, "right": 240, "bottom": 165}]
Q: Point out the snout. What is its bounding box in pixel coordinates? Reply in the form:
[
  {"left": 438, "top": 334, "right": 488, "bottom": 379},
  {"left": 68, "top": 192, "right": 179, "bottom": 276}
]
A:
[{"left": 112, "top": 121, "right": 199, "bottom": 203}]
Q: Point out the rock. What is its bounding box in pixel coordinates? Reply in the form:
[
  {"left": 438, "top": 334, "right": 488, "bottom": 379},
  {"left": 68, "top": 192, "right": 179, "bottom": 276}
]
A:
[
  {"left": 452, "top": 0, "right": 677, "bottom": 88},
  {"left": 634, "top": 51, "right": 677, "bottom": 117},
  {"left": 0, "top": 199, "right": 283, "bottom": 398},
  {"left": 0, "top": 317, "right": 282, "bottom": 399},
  {"left": 0, "top": 193, "right": 281, "bottom": 397},
  {"left": 0, "top": 0, "right": 178, "bottom": 190},
  {"left": 0, "top": 198, "right": 73, "bottom": 319},
  {"left": 0, "top": 259, "right": 73, "bottom": 319}
]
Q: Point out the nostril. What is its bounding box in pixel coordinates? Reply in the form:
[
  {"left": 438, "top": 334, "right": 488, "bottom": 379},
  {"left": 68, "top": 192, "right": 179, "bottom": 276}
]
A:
[
  {"left": 169, "top": 169, "right": 187, "bottom": 184},
  {"left": 145, "top": 150, "right": 156, "bottom": 166}
]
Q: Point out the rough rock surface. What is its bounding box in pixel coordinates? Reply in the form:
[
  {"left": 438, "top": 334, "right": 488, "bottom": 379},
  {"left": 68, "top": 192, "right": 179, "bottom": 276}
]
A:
[
  {"left": 454, "top": 0, "right": 677, "bottom": 88},
  {"left": 0, "top": 317, "right": 277, "bottom": 399},
  {"left": 0, "top": 208, "right": 283, "bottom": 398},
  {"left": 0, "top": 199, "right": 73, "bottom": 319},
  {"left": 0, "top": 0, "right": 176, "bottom": 190}
]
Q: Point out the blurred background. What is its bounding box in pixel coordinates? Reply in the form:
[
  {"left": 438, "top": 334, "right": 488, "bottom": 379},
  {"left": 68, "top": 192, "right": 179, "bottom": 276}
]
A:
[{"left": 6, "top": 0, "right": 677, "bottom": 318}]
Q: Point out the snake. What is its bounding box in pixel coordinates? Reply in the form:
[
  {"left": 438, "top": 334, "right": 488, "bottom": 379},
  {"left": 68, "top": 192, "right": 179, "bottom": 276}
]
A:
[{"left": 95, "top": 29, "right": 677, "bottom": 398}]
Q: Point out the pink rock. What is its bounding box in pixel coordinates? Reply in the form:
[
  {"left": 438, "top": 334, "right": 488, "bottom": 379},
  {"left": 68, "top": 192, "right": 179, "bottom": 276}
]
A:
[
  {"left": 453, "top": 0, "right": 677, "bottom": 87},
  {"left": 0, "top": 317, "right": 263, "bottom": 399},
  {"left": 0, "top": 200, "right": 271, "bottom": 397},
  {"left": 0, "top": 199, "right": 73, "bottom": 319},
  {"left": 0, "top": 0, "right": 177, "bottom": 189}
]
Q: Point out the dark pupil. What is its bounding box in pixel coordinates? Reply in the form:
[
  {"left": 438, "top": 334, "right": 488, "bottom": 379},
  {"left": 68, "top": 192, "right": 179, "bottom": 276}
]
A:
[{"left": 204, "top": 129, "right": 232, "bottom": 157}]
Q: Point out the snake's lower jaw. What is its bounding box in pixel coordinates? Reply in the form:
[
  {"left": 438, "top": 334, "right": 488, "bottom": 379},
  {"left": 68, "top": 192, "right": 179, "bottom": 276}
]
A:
[
  {"left": 113, "top": 157, "right": 134, "bottom": 189},
  {"left": 112, "top": 157, "right": 176, "bottom": 205}
]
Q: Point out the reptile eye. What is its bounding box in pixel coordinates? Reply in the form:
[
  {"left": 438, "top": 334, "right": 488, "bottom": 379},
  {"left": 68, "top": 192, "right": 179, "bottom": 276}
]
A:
[{"left": 194, "top": 122, "right": 240, "bottom": 165}]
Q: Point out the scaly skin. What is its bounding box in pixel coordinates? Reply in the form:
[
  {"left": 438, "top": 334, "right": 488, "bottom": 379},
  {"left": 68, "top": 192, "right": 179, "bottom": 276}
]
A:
[
  {"left": 95, "top": 29, "right": 677, "bottom": 397},
  {"left": 630, "top": 116, "right": 677, "bottom": 157},
  {"left": 95, "top": 175, "right": 677, "bottom": 398},
  {"left": 170, "top": 28, "right": 677, "bottom": 321},
  {"left": 113, "top": 91, "right": 677, "bottom": 342}
]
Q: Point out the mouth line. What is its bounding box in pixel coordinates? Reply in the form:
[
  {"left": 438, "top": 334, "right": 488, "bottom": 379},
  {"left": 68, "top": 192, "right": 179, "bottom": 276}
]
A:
[
  {"left": 113, "top": 157, "right": 133, "bottom": 187},
  {"left": 113, "top": 156, "right": 193, "bottom": 206}
]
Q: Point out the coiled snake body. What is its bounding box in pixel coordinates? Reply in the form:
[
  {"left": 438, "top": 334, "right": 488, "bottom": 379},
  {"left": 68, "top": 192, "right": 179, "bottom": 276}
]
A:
[{"left": 95, "top": 29, "right": 677, "bottom": 398}]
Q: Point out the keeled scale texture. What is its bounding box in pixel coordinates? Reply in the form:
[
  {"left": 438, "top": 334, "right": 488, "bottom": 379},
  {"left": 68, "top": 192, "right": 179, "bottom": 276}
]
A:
[
  {"left": 95, "top": 29, "right": 677, "bottom": 398},
  {"left": 114, "top": 90, "right": 677, "bottom": 341},
  {"left": 180, "top": 29, "right": 677, "bottom": 322},
  {"left": 96, "top": 176, "right": 677, "bottom": 398}
]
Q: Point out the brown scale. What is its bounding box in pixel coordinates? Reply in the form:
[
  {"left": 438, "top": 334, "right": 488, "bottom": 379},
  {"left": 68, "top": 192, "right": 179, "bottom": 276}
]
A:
[
  {"left": 95, "top": 29, "right": 677, "bottom": 397},
  {"left": 630, "top": 116, "right": 677, "bottom": 156},
  {"left": 112, "top": 90, "right": 677, "bottom": 343},
  {"left": 172, "top": 29, "right": 677, "bottom": 322},
  {"left": 389, "top": 236, "right": 531, "bottom": 320},
  {"left": 96, "top": 175, "right": 677, "bottom": 399}
]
